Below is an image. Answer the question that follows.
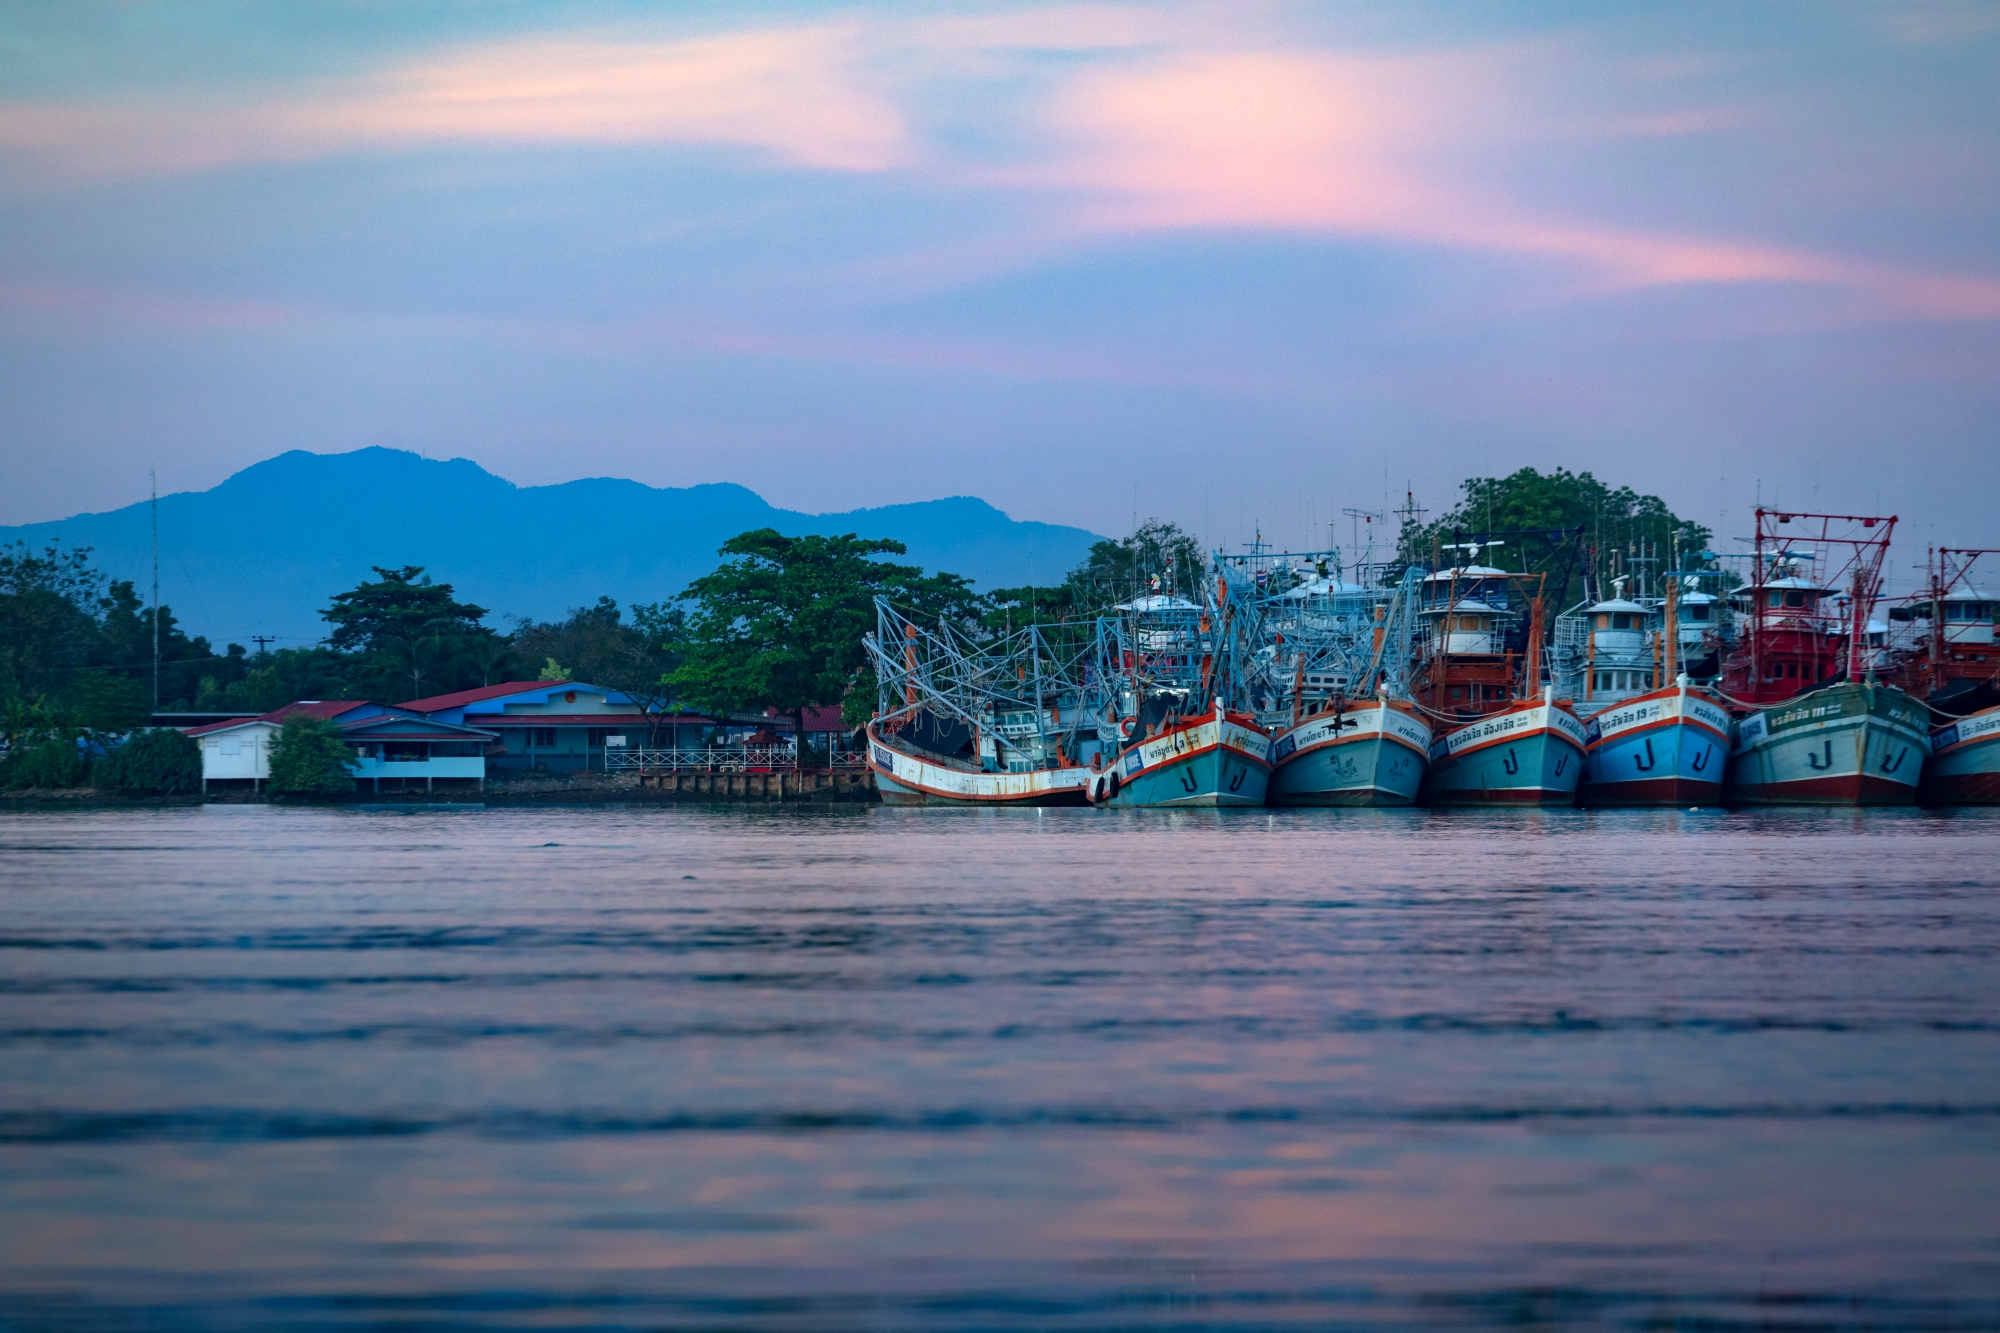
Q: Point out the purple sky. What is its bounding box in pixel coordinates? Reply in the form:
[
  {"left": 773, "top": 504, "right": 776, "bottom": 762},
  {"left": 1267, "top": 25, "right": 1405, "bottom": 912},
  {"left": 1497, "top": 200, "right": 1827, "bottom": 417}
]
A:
[{"left": 3, "top": 1, "right": 1997, "bottom": 585}]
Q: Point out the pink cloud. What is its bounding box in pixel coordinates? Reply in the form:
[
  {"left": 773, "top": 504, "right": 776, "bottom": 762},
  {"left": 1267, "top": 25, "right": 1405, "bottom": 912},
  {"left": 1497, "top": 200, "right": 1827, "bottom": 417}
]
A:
[
  {"left": 298, "top": 27, "right": 907, "bottom": 171},
  {"left": 1042, "top": 50, "right": 2000, "bottom": 321},
  {"left": 0, "top": 24, "right": 907, "bottom": 176}
]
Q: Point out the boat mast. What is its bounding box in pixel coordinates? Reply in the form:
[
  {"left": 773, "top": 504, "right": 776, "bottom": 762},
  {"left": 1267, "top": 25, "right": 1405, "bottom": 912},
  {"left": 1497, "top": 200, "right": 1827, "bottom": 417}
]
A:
[
  {"left": 150, "top": 469, "right": 159, "bottom": 714},
  {"left": 1662, "top": 574, "right": 1678, "bottom": 686}
]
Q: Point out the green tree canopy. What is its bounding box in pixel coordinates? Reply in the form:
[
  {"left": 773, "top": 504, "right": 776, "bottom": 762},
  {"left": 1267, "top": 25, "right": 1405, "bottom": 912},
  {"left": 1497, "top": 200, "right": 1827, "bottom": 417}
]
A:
[
  {"left": 1, "top": 542, "right": 243, "bottom": 719},
  {"left": 670, "top": 530, "right": 978, "bottom": 746},
  {"left": 512, "top": 596, "right": 686, "bottom": 745},
  {"left": 984, "top": 519, "right": 1210, "bottom": 636},
  {"left": 320, "top": 565, "right": 501, "bottom": 701},
  {"left": 97, "top": 727, "right": 202, "bottom": 794},
  {"left": 321, "top": 566, "right": 492, "bottom": 654},
  {"left": 1399, "top": 468, "right": 1714, "bottom": 611},
  {"left": 266, "top": 712, "right": 359, "bottom": 796},
  {"left": 1069, "top": 520, "right": 1208, "bottom": 605}
]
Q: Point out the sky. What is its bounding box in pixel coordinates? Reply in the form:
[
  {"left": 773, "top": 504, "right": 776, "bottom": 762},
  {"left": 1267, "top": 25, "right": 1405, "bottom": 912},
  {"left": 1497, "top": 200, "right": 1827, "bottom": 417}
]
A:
[{"left": 3, "top": 0, "right": 1997, "bottom": 586}]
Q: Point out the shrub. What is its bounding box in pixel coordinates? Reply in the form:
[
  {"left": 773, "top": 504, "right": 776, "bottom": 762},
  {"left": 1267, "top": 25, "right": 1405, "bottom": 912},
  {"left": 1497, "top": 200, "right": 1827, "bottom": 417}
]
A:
[
  {"left": 98, "top": 728, "right": 202, "bottom": 794},
  {"left": 267, "top": 713, "right": 359, "bottom": 797},
  {"left": 1, "top": 738, "right": 85, "bottom": 790}
]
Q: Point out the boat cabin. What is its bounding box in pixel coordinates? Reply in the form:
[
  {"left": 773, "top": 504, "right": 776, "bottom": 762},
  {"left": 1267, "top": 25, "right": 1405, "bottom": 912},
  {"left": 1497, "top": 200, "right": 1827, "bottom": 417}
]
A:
[
  {"left": 1419, "top": 565, "right": 1513, "bottom": 655},
  {"left": 1910, "top": 587, "right": 1998, "bottom": 647},
  {"left": 1584, "top": 598, "right": 1653, "bottom": 699},
  {"left": 1732, "top": 575, "right": 1836, "bottom": 625},
  {"left": 1719, "top": 572, "right": 1848, "bottom": 703}
]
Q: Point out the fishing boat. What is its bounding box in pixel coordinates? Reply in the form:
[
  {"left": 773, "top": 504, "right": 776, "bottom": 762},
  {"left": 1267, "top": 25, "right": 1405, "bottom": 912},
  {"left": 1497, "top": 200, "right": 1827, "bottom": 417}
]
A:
[
  {"left": 863, "top": 598, "right": 1095, "bottom": 807},
  {"left": 1085, "top": 583, "right": 1272, "bottom": 807},
  {"left": 1721, "top": 510, "right": 1927, "bottom": 806},
  {"left": 867, "top": 721, "right": 1091, "bottom": 806},
  {"left": 1561, "top": 574, "right": 1732, "bottom": 806},
  {"left": 1086, "top": 696, "right": 1272, "bottom": 807},
  {"left": 1256, "top": 560, "right": 1432, "bottom": 800},
  {"left": 1580, "top": 679, "right": 1732, "bottom": 805},
  {"left": 1227, "top": 544, "right": 1434, "bottom": 806},
  {"left": 1424, "top": 692, "right": 1589, "bottom": 805},
  {"left": 1891, "top": 548, "right": 2000, "bottom": 804},
  {"left": 1267, "top": 695, "right": 1431, "bottom": 805},
  {"left": 1411, "top": 547, "right": 1586, "bottom": 805}
]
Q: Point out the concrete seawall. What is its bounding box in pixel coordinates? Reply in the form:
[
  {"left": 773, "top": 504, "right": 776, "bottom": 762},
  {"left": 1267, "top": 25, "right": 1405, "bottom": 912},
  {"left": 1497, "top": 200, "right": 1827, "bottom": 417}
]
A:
[{"left": 632, "top": 770, "right": 876, "bottom": 801}]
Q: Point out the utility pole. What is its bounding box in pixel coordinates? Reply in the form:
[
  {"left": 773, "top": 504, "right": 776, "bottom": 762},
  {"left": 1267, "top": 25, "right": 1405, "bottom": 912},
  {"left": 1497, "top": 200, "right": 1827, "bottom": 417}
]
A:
[
  {"left": 151, "top": 469, "right": 160, "bottom": 715},
  {"left": 251, "top": 636, "right": 276, "bottom": 659}
]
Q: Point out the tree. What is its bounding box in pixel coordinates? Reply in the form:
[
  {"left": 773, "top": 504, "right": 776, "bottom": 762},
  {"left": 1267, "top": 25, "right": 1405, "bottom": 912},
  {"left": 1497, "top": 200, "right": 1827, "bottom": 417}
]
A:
[
  {"left": 670, "top": 530, "right": 978, "bottom": 759},
  {"left": 0, "top": 542, "right": 106, "bottom": 705},
  {"left": 209, "top": 647, "right": 355, "bottom": 716},
  {"left": 1402, "top": 468, "right": 1714, "bottom": 611},
  {"left": 1067, "top": 520, "right": 1208, "bottom": 608},
  {"left": 266, "top": 712, "right": 359, "bottom": 796},
  {"left": 512, "top": 597, "right": 687, "bottom": 746},
  {"left": 97, "top": 727, "right": 202, "bottom": 794},
  {"left": 322, "top": 566, "right": 492, "bottom": 653},
  {"left": 1, "top": 542, "right": 254, "bottom": 717},
  {"left": 319, "top": 566, "right": 502, "bottom": 702}
]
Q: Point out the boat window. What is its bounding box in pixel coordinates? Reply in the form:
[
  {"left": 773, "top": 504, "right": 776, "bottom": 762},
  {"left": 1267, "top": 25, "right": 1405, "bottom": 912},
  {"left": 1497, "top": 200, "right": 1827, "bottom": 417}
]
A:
[
  {"left": 1767, "top": 591, "right": 1782, "bottom": 607},
  {"left": 1785, "top": 590, "right": 1807, "bottom": 608},
  {"left": 1687, "top": 605, "right": 1709, "bottom": 621},
  {"left": 1612, "top": 613, "right": 1633, "bottom": 630}
]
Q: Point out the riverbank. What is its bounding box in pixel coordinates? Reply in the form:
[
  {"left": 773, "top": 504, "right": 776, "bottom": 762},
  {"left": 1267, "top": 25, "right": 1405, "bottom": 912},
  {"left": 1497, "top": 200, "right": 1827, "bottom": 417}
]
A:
[{"left": 1, "top": 769, "right": 879, "bottom": 808}]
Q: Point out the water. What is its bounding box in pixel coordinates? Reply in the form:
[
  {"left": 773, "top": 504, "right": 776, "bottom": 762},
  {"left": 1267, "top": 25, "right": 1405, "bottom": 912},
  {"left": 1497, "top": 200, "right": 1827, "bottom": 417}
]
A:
[{"left": 2, "top": 804, "right": 1999, "bottom": 1330}]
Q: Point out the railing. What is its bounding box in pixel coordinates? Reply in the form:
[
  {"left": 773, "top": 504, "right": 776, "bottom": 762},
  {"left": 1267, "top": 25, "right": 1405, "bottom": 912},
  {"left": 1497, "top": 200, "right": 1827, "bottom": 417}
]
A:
[{"left": 606, "top": 746, "right": 871, "bottom": 773}]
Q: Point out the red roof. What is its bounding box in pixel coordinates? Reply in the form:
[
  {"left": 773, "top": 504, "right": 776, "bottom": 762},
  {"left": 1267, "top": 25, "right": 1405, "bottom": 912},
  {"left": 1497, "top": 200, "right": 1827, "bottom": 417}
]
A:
[
  {"left": 466, "top": 713, "right": 671, "bottom": 727},
  {"left": 398, "top": 680, "right": 572, "bottom": 712},
  {"left": 801, "top": 705, "right": 850, "bottom": 732},
  {"left": 183, "top": 700, "right": 367, "bottom": 736}
]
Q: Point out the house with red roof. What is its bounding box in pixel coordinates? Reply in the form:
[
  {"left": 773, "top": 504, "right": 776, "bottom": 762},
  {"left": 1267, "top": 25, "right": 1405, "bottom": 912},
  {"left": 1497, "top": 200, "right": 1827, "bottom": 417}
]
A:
[
  {"left": 397, "top": 682, "right": 857, "bottom": 774},
  {"left": 398, "top": 680, "right": 708, "bottom": 774},
  {"left": 185, "top": 701, "right": 498, "bottom": 794}
]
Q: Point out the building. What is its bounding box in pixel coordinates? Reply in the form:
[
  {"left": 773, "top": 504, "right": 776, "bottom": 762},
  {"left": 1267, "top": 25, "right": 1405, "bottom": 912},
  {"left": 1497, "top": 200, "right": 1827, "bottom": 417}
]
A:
[
  {"left": 399, "top": 681, "right": 711, "bottom": 774},
  {"left": 399, "top": 683, "right": 860, "bottom": 773},
  {"left": 185, "top": 701, "right": 498, "bottom": 794}
]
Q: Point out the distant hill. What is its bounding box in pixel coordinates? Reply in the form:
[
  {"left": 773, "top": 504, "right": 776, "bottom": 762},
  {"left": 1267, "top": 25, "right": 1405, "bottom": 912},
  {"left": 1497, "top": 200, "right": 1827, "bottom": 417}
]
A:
[{"left": 0, "top": 448, "right": 1102, "bottom": 645}]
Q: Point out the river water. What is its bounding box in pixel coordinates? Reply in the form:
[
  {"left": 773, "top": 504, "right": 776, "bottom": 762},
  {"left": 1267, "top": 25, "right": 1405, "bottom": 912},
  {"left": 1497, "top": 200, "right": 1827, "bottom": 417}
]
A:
[{"left": 2, "top": 804, "right": 1998, "bottom": 1330}]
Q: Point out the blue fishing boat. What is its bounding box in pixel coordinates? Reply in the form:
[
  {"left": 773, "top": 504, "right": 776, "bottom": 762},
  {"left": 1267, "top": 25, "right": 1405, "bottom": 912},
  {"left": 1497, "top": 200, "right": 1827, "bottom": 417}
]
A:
[
  {"left": 1580, "top": 680, "right": 1731, "bottom": 806},
  {"left": 1267, "top": 696, "right": 1429, "bottom": 805},
  {"left": 1086, "top": 698, "right": 1271, "bottom": 808},
  {"left": 1423, "top": 695, "right": 1588, "bottom": 805},
  {"left": 1923, "top": 704, "right": 2000, "bottom": 804}
]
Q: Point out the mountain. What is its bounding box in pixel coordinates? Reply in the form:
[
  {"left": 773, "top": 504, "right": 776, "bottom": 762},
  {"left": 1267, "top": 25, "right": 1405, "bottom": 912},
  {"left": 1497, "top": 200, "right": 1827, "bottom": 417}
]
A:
[{"left": 0, "top": 449, "right": 1102, "bottom": 645}]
